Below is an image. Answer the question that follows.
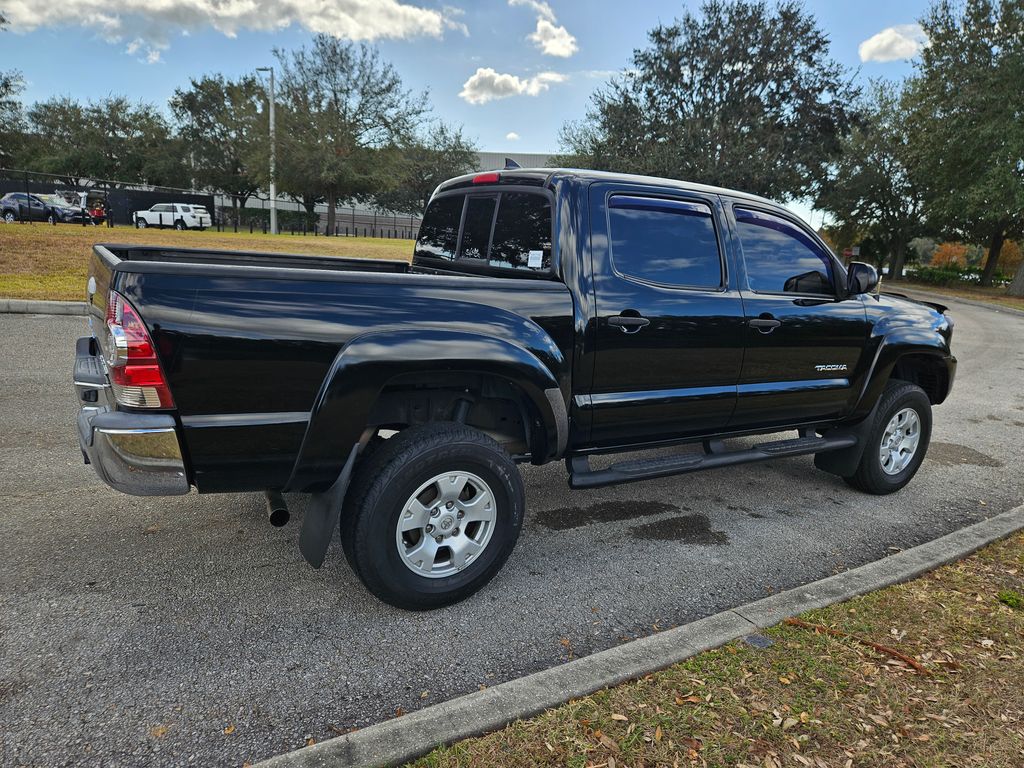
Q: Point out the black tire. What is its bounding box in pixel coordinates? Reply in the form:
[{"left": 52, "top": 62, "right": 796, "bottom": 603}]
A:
[
  {"left": 174, "top": 220, "right": 187, "bottom": 230},
  {"left": 2, "top": 211, "right": 15, "bottom": 224},
  {"left": 47, "top": 214, "right": 56, "bottom": 224},
  {"left": 844, "top": 380, "right": 932, "bottom": 494},
  {"left": 136, "top": 218, "right": 147, "bottom": 229},
  {"left": 341, "top": 422, "right": 524, "bottom": 610}
]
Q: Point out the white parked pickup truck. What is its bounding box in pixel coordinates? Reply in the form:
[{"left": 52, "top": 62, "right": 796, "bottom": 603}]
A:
[{"left": 134, "top": 203, "right": 212, "bottom": 230}]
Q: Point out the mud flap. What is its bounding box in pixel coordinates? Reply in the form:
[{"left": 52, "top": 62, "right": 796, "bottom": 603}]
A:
[
  {"left": 813, "top": 398, "right": 881, "bottom": 477},
  {"left": 298, "top": 445, "right": 359, "bottom": 568}
]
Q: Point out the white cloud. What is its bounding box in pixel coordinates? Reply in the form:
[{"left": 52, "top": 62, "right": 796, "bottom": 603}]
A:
[
  {"left": 442, "top": 5, "right": 469, "bottom": 36},
  {"left": 858, "top": 24, "right": 928, "bottom": 63},
  {"left": 459, "top": 67, "right": 567, "bottom": 104},
  {"left": 506, "top": 131, "right": 520, "bottom": 141},
  {"left": 509, "top": 0, "right": 577, "bottom": 57},
  {"left": 2, "top": 0, "right": 462, "bottom": 56},
  {"left": 529, "top": 18, "right": 577, "bottom": 57},
  {"left": 126, "top": 38, "right": 164, "bottom": 64},
  {"left": 509, "top": 0, "right": 556, "bottom": 23}
]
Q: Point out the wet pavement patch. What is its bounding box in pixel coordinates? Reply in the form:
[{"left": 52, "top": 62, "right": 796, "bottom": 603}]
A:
[
  {"left": 533, "top": 499, "right": 681, "bottom": 530},
  {"left": 629, "top": 513, "right": 728, "bottom": 545},
  {"left": 927, "top": 441, "right": 1003, "bottom": 468}
]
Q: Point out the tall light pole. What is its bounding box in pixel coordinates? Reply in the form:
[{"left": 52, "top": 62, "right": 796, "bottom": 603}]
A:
[{"left": 256, "top": 66, "right": 277, "bottom": 235}]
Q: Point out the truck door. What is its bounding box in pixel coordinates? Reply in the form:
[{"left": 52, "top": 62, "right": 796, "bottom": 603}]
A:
[
  {"left": 585, "top": 183, "right": 746, "bottom": 448},
  {"left": 726, "top": 203, "right": 869, "bottom": 428}
]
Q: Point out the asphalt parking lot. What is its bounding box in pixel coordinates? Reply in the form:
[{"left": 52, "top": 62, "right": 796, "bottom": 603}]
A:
[{"left": 1, "top": 299, "right": 1022, "bottom": 767}]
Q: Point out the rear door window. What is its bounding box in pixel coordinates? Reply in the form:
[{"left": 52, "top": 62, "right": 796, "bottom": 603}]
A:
[{"left": 608, "top": 196, "right": 721, "bottom": 288}]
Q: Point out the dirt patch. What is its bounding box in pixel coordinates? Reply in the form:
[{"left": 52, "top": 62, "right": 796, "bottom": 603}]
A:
[
  {"left": 629, "top": 513, "right": 728, "bottom": 545},
  {"left": 926, "top": 441, "right": 1003, "bottom": 467}
]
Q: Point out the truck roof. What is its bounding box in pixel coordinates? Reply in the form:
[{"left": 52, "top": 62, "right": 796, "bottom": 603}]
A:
[{"left": 437, "top": 167, "right": 782, "bottom": 209}]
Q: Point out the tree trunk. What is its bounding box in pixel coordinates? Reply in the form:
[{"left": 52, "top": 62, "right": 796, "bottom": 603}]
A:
[
  {"left": 889, "top": 237, "right": 906, "bottom": 281},
  {"left": 1008, "top": 257, "right": 1024, "bottom": 298},
  {"left": 980, "top": 225, "right": 1005, "bottom": 287},
  {"left": 326, "top": 189, "right": 337, "bottom": 235}
]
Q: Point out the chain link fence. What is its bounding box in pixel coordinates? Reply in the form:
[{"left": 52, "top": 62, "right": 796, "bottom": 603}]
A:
[{"left": 0, "top": 168, "right": 421, "bottom": 239}]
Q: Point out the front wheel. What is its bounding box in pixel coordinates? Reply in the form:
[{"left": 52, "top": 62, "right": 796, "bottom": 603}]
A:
[
  {"left": 2, "top": 211, "right": 15, "bottom": 223},
  {"left": 136, "top": 218, "right": 147, "bottom": 229},
  {"left": 341, "top": 423, "right": 525, "bottom": 610},
  {"left": 844, "top": 380, "right": 932, "bottom": 494}
]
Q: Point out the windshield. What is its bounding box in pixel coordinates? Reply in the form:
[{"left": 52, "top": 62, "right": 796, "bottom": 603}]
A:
[{"left": 39, "top": 195, "right": 75, "bottom": 208}]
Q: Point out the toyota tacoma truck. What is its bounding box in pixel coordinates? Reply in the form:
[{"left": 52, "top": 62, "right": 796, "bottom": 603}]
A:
[{"left": 74, "top": 167, "right": 956, "bottom": 609}]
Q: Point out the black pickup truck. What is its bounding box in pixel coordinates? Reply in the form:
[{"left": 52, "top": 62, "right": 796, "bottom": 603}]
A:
[{"left": 74, "top": 168, "right": 956, "bottom": 609}]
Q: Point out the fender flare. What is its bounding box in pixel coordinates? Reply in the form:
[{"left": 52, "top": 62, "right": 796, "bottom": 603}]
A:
[
  {"left": 285, "top": 327, "right": 568, "bottom": 494},
  {"left": 849, "top": 329, "right": 953, "bottom": 421}
]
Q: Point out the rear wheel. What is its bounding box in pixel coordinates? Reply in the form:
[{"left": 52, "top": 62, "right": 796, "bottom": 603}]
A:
[
  {"left": 341, "top": 423, "right": 524, "bottom": 610},
  {"left": 844, "top": 380, "right": 931, "bottom": 494},
  {"left": 2, "top": 211, "right": 15, "bottom": 223},
  {"left": 174, "top": 219, "right": 187, "bottom": 230}
]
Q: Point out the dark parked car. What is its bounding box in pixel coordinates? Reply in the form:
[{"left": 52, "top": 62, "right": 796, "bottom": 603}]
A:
[
  {"left": 1, "top": 192, "right": 87, "bottom": 224},
  {"left": 74, "top": 168, "right": 956, "bottom": 609}
]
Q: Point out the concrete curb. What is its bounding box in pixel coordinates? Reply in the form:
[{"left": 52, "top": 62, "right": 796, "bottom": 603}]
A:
[
  {"left": 893, "top": 286, "right": 1024, "bottom": 319},
  {"left": 0, "top": 298, "right": 87, "bottom": 315},
  {"left": 256, "top": 503, "right": 1024, "bottom": 768}
]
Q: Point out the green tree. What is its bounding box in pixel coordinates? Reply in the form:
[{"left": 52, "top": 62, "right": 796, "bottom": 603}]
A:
[
  {"left": 272, "top": 35, "right": 428, "bottom": 232},
  {"left": 816, "top": 81, "right": 923, "bottom": 280},
  {"left": 372, "top": 123, "right": 478, "bottom": 214},
  {"left": 0, "top": 11, "right": 25, "bottom": 166},
  {"left": 170, "top": 74, "right": 265, "bottom": 212},
  {"left": 555, "top": 0, "right": 860, "bottom": 200},
  {"left": 906, "top": 0, "right": 1024, "bottom": 287},
  {"left": 23, "top": 96, "right": 186, "bottom": 186}
]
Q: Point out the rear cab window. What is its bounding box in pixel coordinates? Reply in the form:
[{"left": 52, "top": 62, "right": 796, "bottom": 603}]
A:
[{"left": 414, "top": 190, "right": 553, "bottom": 276}]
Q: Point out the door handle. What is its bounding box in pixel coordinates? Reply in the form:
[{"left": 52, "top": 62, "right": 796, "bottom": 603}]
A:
[
  {"left": 608, "top": 314, "right": 650, "bottom": 333},
  {"left": 748, "top": 317, "right": 781, "bottom": 333}
]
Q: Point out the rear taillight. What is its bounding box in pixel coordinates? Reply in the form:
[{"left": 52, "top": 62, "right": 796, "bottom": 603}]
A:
[{"left": 104, "top": 290, "right": 174, "bottom": 408}]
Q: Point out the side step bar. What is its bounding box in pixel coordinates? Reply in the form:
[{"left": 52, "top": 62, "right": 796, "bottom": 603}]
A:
[{"left": 567, "top": 431, "right": 858, "bottom": 490}]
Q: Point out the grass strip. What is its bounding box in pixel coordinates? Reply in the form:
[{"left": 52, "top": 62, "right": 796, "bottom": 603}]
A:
[
  {"left": 0, "top": 224, "right": 413, "bottom": 301},
  {"left": 411, "top": 533, "right": 1024, "bottom": 767}
]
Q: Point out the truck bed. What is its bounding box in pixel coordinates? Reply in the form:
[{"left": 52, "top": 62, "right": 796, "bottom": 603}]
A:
[{"left": 87, "top": 242, "right": 575, "bottom": 494}]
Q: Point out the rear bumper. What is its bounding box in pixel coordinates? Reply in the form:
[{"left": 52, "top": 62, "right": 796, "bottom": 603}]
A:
[{"left": 75, "top": 337, "right": 190, "bottom": 496}]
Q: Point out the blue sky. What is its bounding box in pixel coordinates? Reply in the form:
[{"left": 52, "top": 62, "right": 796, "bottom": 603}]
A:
[{"left": 3, "top": 0, "right": 930, "bottom": 158}]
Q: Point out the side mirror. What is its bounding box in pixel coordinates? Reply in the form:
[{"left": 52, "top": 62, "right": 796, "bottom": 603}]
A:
[{"left": 847, "top": 261, "right": 879, "bottom": 295}]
